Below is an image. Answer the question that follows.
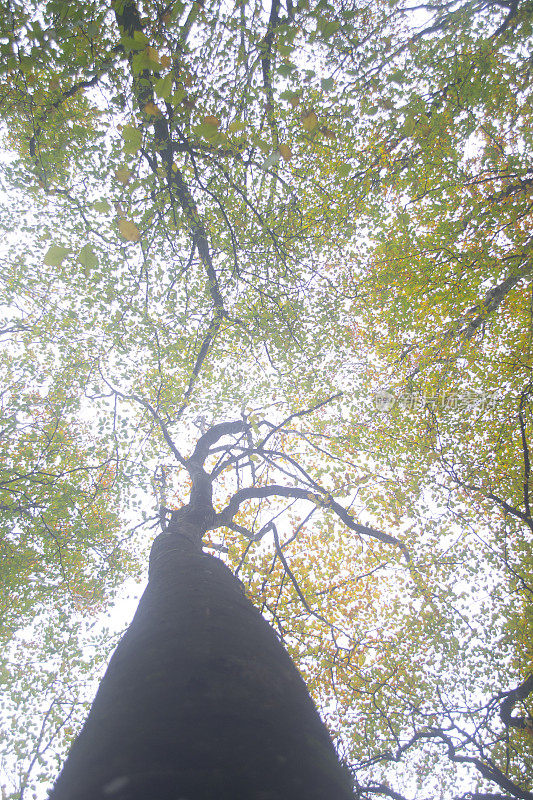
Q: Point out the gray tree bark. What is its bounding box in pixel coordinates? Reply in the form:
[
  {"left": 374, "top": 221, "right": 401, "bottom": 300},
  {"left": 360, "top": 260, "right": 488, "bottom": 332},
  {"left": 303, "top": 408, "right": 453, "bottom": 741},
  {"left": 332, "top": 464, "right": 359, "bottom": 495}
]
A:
[{"left": 49, "top": 525, "right": 354, "bottom": 800}]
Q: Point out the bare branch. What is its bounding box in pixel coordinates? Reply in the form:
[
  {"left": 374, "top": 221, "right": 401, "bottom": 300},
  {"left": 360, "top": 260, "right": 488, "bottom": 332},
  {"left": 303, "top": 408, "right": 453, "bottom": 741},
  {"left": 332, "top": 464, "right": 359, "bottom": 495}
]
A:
[
  {"left": 211, "top": 483, "right": 410, "bottom": 561},
  {"left": 126, "top": 394, "right": 188, "bottom": 468},
  {"left": 257, "top": 392, "right": 343, "bottom": 450},
  {"left": 271, "top": 522, "right": 345, "bottom": 634}
]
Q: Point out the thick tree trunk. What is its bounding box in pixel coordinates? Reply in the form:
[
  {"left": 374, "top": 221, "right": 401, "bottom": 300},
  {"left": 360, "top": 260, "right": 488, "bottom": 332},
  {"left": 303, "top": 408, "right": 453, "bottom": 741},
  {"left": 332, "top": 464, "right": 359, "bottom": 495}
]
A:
[{"left": 50, "top": 527, "right": 354, "bottom": 799}]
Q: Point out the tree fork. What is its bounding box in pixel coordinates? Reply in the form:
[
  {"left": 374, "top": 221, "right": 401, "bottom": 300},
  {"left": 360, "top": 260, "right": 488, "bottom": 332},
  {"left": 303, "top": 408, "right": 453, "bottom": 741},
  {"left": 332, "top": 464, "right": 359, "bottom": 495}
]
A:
[{"left": 49, "top": 526, "right": 354, "bottom": 800}]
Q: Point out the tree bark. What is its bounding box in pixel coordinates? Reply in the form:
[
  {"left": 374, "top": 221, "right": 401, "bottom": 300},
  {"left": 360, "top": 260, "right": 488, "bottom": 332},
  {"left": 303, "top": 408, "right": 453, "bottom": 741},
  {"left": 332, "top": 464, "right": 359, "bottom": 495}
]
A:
[{"left": 49, "top": 526, "right": 354, "bottom": 799}]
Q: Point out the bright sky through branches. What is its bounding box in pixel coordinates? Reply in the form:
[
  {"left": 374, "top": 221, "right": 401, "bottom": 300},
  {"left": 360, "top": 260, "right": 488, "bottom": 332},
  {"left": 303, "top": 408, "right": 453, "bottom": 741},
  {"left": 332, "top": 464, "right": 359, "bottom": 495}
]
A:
[{"left": 0, "top": 0, "right": 532, "bottom": 797}]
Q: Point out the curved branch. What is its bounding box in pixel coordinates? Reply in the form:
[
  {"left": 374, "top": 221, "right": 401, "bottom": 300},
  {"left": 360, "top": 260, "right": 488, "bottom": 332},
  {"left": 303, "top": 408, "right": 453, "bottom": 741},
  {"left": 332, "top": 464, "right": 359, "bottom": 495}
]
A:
[
  {"left": 189, "top": 421, "right": 248, "bottom": 466},
  {"left": 499, "top": 673, "right": 533, "bottom": 733},
  {"left": 212, "top": 483, "right": 410, "bottom": 561}
]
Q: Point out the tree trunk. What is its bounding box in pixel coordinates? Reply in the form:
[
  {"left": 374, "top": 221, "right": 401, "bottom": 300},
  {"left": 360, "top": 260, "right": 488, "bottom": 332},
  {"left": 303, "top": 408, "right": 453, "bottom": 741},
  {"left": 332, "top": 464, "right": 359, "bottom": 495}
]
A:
[{"left": 49, "top": 527, "right": 354, "bottom": 799}]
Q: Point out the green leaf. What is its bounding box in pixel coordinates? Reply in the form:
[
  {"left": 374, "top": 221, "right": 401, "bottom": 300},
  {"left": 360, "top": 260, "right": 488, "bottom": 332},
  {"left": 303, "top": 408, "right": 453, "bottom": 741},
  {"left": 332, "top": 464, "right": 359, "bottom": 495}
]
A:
[
  {"left": 122, "top": 125, "right": 143, "bottom": 155},
  {"left": 78, "top": 244, "right": 98, "bottom": 270},
  {"left": 133, "top": 30, "right": 150, "bottom": 47},
  {"left": 388, "top": 70, "right": 404, "bottom": 84},
  {"left": 43, "top": 245, "right": 69, "bottom": 266},
  {"left": 278, "top": 62, "right": 296, "bottom": 77},
  {"left": 318, "top": 19, "right": 340, "bottom": 38},
  {"left": 120, "top": 34, "right": 147, "bottom": 52},
  {"left": 154, "top": 74, "right": 173, "bottom": 101},
  {"left": 192, "top": 123, "right": 221, "bottom": 141},
  {"left": 93, "top": 199, "right": 111, "bottom": 213},
  {"left": 228, "top": 120, "right": 247, "bottom": 133}
]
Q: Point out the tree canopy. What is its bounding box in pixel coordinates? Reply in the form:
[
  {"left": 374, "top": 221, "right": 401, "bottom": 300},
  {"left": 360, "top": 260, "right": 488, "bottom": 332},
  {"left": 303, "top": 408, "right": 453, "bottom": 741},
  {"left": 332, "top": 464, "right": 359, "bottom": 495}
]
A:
[{"left": 0, "top": 0, "right": 532, "bottom": 798}]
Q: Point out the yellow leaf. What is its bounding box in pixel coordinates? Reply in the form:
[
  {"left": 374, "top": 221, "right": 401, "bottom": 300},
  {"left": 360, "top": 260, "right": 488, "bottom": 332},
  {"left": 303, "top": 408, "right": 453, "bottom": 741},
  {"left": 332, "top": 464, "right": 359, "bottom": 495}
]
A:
[
  {"left": 302, "top": 111, "right": 318, "bottom": 132},
  {"left": 118, "top": 219, "right": 141, "bottom": 242},
  {"left": 144, "top": 101, "right": 162, "bottom": 117},
  {"left": 160, "top": 54, "right": 171, "bottom": 68},
  {"left": 279, "top": 143, "right": 292, "bottom": 161},
  {"left": 202, "top": 115, "right": 221, "bottom": 128}
]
